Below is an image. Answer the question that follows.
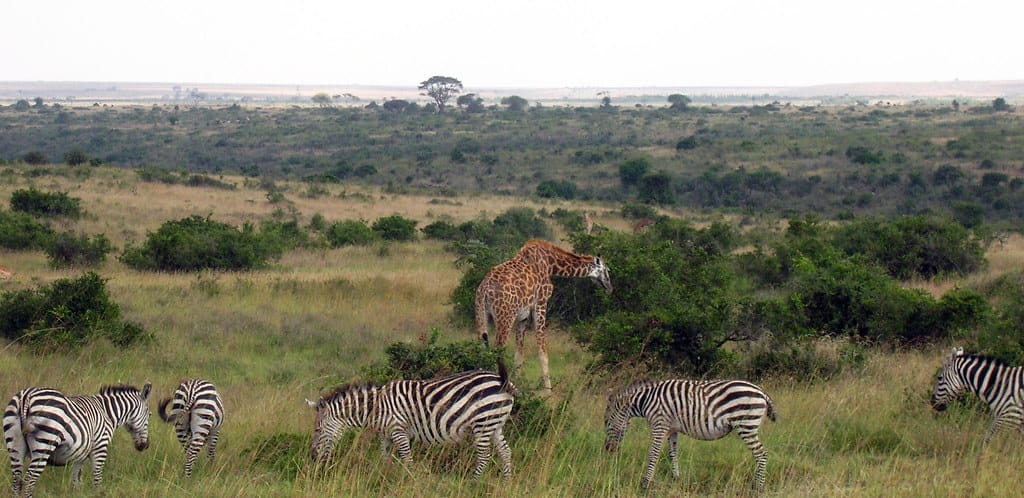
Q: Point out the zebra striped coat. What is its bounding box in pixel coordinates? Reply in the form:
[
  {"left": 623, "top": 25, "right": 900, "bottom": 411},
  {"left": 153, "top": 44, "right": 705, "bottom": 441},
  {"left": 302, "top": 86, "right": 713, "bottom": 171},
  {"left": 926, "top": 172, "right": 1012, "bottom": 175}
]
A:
[
  {"left": 931, "top": 347, "right": 1024, "bottom": 443},
  {"left": 604, "top": 379, "right": 776, "bottom": 491},
  {"left": 307, "top": 361, "right": 518, "bottom": 478},
  {"left": 158, "top": 379, "right": 224, "bottom": 477},
  {"left": 4, "top": 384, "right": 152, "bottom": 498}
]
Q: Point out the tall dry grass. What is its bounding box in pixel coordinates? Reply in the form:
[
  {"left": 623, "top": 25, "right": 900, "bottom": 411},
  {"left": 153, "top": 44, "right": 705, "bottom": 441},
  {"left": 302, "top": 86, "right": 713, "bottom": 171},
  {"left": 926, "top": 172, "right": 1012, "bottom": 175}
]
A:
[{"left": 2, "top": 166, "right": 1023, "bottom": 496}]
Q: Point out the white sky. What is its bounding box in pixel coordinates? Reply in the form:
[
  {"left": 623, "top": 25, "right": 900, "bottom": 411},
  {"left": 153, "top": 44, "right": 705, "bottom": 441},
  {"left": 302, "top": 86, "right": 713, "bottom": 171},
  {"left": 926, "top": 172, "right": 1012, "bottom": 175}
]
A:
[{"left": 3, "top": 0, "right": 1022, "bottom": 88}]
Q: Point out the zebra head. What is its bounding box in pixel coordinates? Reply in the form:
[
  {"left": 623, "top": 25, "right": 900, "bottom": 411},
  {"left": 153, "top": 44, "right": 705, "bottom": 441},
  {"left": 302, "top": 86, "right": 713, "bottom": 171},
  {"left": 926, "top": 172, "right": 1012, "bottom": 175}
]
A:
[
  {"left": 100, "top": 382, "right": 152, "bottom": 451},
  {"left": 931, "top": 347, "right": 966, "bottom": 412},
  {"left": 588, "top": 256, "right": 613, "bottom": 294},
  {"left": 603, "top": 386, "right": 635, "bottom": 452},
  {"left": 307, "top": 384, "right": 376, "bottom": 462}
]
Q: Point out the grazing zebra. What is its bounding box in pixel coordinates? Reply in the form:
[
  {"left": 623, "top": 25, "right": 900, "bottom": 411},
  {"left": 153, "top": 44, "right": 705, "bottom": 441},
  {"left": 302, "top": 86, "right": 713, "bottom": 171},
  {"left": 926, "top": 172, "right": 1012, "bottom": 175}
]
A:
[
  {"left": 306, "top": 360, "right": 518, "bottom": 478},
  {"left": 604, "top": 379, "right": 776, "bottom": 491},
  {"left": 931, "top": 347, "right": 1024, "bottom": 443},
  {"left": 4, "top": 383, "right": 152, "bottom": 498},
  {"left": 158, "top": 379, "right": 224, "bottom": 477}
]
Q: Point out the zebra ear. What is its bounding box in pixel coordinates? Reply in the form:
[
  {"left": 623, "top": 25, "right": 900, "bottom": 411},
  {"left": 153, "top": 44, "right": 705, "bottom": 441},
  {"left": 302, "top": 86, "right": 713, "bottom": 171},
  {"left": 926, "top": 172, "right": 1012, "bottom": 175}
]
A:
[
  {"left": 305, "top": 398, "right": 318, "bottom": 410},
  {"left": 142, "top": 383, "right": 152, "bottom": 399},
  {"left": 953, "top": 347, "right": 964, "bottom": 357}
]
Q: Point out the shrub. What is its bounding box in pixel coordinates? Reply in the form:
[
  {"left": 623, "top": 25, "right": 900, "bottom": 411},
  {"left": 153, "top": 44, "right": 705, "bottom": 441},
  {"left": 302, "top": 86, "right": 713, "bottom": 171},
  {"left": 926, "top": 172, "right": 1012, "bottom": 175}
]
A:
[
  {"left": 0, "top": 210, "right": 54, "bottom": 250},
  {"left": 10, "top": 188, "right": 82, "bottom": 218},
  {"left": 120, "top": 215, "right": 278, "bottom": 271},
  {"left": 22, "top": 151, "right": 47, "bottom": 165},
  {"left": 325, "top": 219, "right": 376, "bottom": 247},
  {"left": 846, "top": 146, "right": 884, "bottom": 164},
  {"left": 371, "top": 215, "right": 418, "bottom": 242},
  {"left": 536, "top": 180, "right": 578, "bottom": 200},
  {"left": 832, "top": 216, "right": 985, "bottom": 279},
  {"left": 63, "top": 149, "right": 89, "bottom": 166},
  {"left": 44, "top": 231, "right": 112, "bottom": 268},
  {"left": 0, "top": 272, "right": 150, "bottom": 350},
  {"left": 421, "top": 220, "right": 461, "bottom": 241},
  {"left": 362, "top": 328, "right": 504, "bottom": 382}
]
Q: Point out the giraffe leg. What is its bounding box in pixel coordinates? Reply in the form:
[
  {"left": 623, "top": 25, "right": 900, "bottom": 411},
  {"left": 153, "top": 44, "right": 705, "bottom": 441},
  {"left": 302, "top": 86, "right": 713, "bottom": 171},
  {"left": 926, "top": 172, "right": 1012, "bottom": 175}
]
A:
[{"left": 535, "top": 305, "right": 551, "bottom": 391}]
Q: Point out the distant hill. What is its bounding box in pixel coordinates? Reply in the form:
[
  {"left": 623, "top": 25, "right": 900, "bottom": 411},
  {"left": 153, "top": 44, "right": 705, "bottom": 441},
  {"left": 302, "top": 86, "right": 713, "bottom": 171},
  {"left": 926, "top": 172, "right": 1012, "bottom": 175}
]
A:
[{"left": 1, "top": 80, "right": 1021, "bottom": 107}]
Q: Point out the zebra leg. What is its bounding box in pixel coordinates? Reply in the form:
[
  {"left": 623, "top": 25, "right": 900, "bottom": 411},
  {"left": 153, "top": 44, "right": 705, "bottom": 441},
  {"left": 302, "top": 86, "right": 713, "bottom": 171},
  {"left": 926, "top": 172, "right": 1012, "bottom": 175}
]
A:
[
  {"left": 390, "top": 428, "right": 413, "bottom": 464},
  {"left": 668, "top": 432, "right": 680, "bottom": 478},
  {"left": 737, "top": 428, "right": 768, "bottom": 492},
  {"left": 72, "top": 461, "right": 84, "bottom": 484},
  {"left": 6, "top": 423, "right": 26, "bottom": 496},
  {"left": 207, "top": 428, "right": 221, "bottom": 459},
  {"left": 90, "top": 441, "right": 110, "bottom": 484},
  {"left": 184, "top": 435, "right": 204, "bottom": 477},
  {"left": 471, "top": 428, "right": 493, "bottom": 478},
  {"left": 493, "top": 429, "right": 512, "bottom": 478},
  {"left": 642, "top": 427, "right": 667, "bottom": 489},
  {"left": 21, "top": 453, "right": 50, "bottom": 498}
]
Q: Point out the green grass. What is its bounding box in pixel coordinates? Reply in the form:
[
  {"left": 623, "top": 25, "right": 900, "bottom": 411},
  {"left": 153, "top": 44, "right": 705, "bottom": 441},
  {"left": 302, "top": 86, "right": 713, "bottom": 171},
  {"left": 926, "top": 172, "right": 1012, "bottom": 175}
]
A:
[{"left": 3, "top": 166, "right": 1024, "bottom": 496}]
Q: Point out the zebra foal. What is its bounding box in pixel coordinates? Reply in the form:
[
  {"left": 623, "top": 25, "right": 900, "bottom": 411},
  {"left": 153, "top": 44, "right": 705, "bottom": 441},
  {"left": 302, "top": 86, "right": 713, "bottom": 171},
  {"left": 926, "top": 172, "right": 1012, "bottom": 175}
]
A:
[
  {"left": 4, "top": 383, "right": 152, "bottom": 498},
  {"left": 158, "top": 379, "right": 224, "bottom": 477},
  {"left": 604, "top": 379, "right": 776, "bottom": 491},
  {"left": 306, "top": 360, "right": 517, "bottom": 478},
  {"left": 931, "top": 347, "right": 1024, "bottom": 443}
]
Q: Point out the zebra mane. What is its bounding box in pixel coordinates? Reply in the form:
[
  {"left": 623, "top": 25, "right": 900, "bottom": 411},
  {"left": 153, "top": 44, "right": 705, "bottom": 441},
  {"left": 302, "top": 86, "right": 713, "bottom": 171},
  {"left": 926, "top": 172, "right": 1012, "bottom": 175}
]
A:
[
  {"left": 98, "top": 384, "right": 141, "bottom": 395},
  {"left": 322, "top": 382, "right": 378, "bottom": 403},
  {"left": 958, "top": 354, "right": 1012, "bottom": 368}
]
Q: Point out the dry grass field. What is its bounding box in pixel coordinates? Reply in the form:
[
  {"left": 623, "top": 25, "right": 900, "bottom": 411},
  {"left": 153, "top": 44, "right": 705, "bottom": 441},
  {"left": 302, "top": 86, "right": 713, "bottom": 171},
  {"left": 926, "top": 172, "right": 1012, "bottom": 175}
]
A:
[{"left": 2, "top": 166, "right": 1024, "bottom": 497}]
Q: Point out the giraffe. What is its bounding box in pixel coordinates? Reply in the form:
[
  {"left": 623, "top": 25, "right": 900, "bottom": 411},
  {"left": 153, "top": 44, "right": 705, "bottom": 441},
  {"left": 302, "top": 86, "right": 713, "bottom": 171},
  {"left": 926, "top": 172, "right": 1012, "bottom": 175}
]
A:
[
  {"left": 632, "top": 218, "right": 656, "bottom": 234},
  {"left": 582, "top": 212, "right": 595, "bottom": 234},
  {"left": 475, "top": 239, "right": 612, "bottom": 391},
  {"left": 0, "top": 264, "right": 11, "bottom": 280}
]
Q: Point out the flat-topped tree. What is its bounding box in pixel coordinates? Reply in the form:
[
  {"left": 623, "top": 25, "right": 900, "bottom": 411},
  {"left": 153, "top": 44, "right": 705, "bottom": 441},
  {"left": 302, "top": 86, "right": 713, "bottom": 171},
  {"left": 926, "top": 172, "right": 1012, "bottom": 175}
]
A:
[{"left": 419, "top": 75, "right": 462, "bottom": 114}]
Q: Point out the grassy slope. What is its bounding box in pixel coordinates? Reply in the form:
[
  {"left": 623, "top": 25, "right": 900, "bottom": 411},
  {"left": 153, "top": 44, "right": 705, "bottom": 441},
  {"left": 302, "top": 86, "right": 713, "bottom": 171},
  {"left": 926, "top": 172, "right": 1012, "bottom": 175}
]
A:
[{"left": 1, "top": 167, "right": 1021, "bottom": 497}]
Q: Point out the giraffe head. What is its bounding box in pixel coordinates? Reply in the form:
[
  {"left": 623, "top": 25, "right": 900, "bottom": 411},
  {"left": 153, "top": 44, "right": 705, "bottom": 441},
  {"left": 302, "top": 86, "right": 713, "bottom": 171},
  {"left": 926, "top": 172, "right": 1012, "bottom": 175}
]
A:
[{"left": 588, "top": 256, "right": 613, "bottom": 294}]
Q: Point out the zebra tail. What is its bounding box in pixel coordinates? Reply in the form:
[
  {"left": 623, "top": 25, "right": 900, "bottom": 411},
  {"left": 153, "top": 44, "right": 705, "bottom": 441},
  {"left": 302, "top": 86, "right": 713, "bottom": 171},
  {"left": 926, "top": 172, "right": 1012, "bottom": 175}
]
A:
[
  {"left": 158, "top": 397, "right": 175, "bottom": 423},
  {"left": 764, "top": 394, "right": 778, "bottom": 423},
  {"left": 496, "top": 356, "right": 519, "bottom": 396}
]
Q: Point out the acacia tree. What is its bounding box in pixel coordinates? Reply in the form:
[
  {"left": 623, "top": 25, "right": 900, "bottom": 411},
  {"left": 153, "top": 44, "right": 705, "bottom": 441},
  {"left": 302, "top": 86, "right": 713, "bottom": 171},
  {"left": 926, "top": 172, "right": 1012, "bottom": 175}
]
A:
[{"left": 419, "top": 76, "right": 462, "bottom": 113}]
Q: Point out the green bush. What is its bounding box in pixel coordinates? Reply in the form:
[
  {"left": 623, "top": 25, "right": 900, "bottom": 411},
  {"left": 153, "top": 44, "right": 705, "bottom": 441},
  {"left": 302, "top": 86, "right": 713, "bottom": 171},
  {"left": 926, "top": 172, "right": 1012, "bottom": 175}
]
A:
[
  {"left": 0, "top": 210, "right": 54, "bottom": 250},
  {"left": 120, "top": 215, "right": 279, "bottom": 271},
  {"left": 0, "top": 272, "right": 151, "bottom": 350},
  {"left": 10, "top": 187, "right": 82, "bottom": 218},
  {"left": 833, "top": 216, "right": 985, "bottom": 279},
  {"left": 325, "top": 219, "right": 376, "bottom": 247},
  {"left": 421, "top": 220, "right": 461, "bottom": 241},
  {"left": 362, "top": 328, "right": 504, "bottom": 382},
  {"left": 44, "top": 231, "right": 112, "bottom": 268},
  {"left": 371, "top": 215, "right": 417, "bottom": 242}
]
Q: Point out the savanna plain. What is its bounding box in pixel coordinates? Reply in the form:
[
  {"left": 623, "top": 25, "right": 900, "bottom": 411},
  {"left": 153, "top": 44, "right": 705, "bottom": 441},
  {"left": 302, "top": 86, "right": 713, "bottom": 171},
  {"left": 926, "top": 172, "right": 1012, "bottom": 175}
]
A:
[{"left": 2, "top": 101, "right": 1024, "bottom": 497}]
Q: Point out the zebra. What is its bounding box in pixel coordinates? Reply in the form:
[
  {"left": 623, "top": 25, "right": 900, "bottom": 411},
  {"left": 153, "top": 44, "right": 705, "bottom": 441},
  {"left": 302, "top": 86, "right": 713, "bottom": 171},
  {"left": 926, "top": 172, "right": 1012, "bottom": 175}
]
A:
[
  {"left": 604, "top": 379, "right": 776, "bottom": 491},
  {"left": 158, "top": 379, "right": 224, "bottom": 477},
  {"left": 931, "top": 347, "right": 1024, "bottom": 443},
  {"left": 4, "top": 383, "right": 152, "bottom": 498},
  {"left": 306, "top": 359, "right": 518, "bottom": 478}
]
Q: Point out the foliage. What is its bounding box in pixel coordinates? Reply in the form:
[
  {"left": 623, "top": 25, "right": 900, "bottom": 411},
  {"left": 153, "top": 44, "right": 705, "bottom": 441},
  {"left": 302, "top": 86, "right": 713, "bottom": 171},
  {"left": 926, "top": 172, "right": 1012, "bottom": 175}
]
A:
[
  {"left": 832, "top": 216, "right": 986, "bottom": 279},
  {"left": 44, "top": 231, "right": 112, "bottom": 268},
  {"left": 637, "top": 172, "right": 675, "bottom": 204},
  {"left": 362, "top": 328, "right": 505, "bottom": 382},
  {"left": 418, "top": 76, "right": 462, "bottom": 113},
  {"left": 371, "top": 215, "right": 418, "bottom": 242},
  {"left": 0, "top": 210, "right": 55, "bottom": 250},
  {"left": 325, "top": 219, "right": 376, "bottom": 247},
  {"left": 0, "top": 272, "right": 151, "bottom": 350},
  {"left": 10, "top": 187, "right": 82, "bottom": 218},
  {"left": 119, "top": 215, "right": 279, "bottom": 271},
  {"left": 571, "top": 223, "right": 740, "bottom": 376},
  {"left": 536, "top": 179, "right": 578, "bottom": 199},
  {"left": 500, "top": 95, "right": 529, "bottom": 111},
  {"left": 22, "top": 151, "right": 47, "bottom": 165},
  {"left": 618, "top": 157, "right": 650, "bottom": 188},
  {"left": 63, "top": 148, "right": 89, "bottom": 166}
]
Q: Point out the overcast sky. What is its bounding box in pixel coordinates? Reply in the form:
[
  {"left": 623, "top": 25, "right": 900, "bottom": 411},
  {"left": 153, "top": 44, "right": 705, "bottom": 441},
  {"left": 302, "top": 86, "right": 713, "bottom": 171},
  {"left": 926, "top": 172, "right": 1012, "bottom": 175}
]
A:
[{"left": 4, "top": 0, "right": 1022, "bottom": 88}]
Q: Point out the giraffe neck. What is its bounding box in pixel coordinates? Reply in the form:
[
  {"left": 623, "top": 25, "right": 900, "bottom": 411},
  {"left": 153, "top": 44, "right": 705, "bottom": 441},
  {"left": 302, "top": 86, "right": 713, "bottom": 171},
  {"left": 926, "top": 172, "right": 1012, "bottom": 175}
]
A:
[{"left": 518, "top": 240, "right": 593, "bottom": 277}]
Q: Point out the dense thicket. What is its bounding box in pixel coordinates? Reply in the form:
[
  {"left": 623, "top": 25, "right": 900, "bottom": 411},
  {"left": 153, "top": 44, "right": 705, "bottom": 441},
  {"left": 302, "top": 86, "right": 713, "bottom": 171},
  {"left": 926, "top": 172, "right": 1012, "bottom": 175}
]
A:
[{"left": 3, "top": 102, "right": 1023, "bottom": 228}]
